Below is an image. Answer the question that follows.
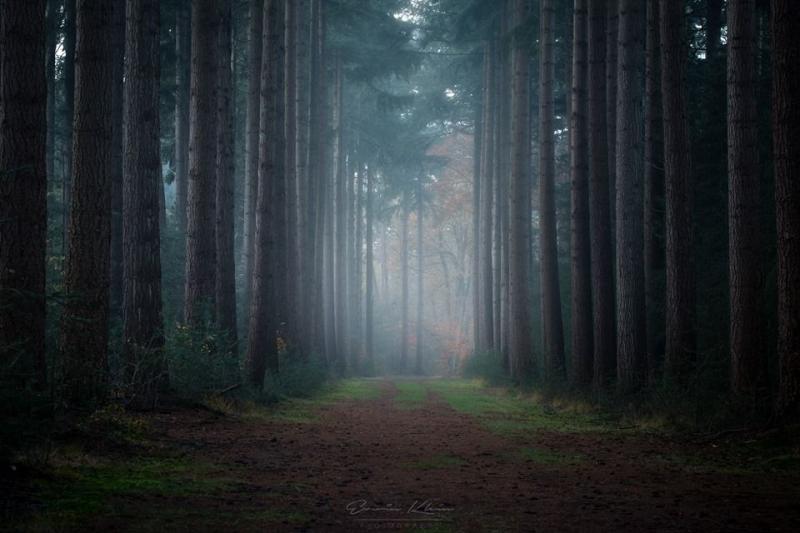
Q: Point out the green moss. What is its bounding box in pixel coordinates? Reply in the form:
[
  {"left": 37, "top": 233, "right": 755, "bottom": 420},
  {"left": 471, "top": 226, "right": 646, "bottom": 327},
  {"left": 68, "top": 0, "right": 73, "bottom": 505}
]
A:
[
  {"left": 393, "top": 381, "right": 428, "bottom": 409},
  {"left": 403, "top": 454, "right": 466, "bottom": 470}
]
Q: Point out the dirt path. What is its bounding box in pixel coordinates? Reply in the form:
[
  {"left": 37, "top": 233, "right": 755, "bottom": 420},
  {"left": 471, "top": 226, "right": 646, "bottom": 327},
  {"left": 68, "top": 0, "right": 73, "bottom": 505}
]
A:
[
  {"left": 127, "top": 378, "right": 799, "bottom": 532},
  {"left": 18, "top": 378, "right": 799, "bottom": 532}
]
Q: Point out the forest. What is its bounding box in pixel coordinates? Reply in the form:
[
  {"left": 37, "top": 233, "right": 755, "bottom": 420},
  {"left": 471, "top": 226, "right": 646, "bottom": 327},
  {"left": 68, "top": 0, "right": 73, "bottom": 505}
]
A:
[{"left": 1, "top": 0, "right": 798, "bottom": 530}]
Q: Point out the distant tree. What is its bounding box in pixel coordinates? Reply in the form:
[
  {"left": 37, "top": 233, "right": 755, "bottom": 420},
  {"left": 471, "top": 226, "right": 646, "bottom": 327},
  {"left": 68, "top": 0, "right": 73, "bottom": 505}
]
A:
[
  {"left": 478, "top": 39, "right": 495, "bottom": 354},
  {"left": 184, "top": 0, "right": 219, "bottom": 325},
  {"left": 772, "top": 0, "right": 800, "bottom": 420},
  {"left": 615, "top": 0, "right": 647, "bottom": 393},
  {"left": 727, "top": 0, "right": 763, "bottom": 402},
  {"left": 539, "top": 0, "right": 565, "bottom": 380},
  {"left": 365, "top": 165, "right": 375, "bottom": 373},
  {"left": 660, "top": 0, "right": 695, "bottom": 384},
  {"left": 416, "top": 176, "right": 424, "bottom": 375},
  {"left": 605, "top": 0, "right": 618, "bottom": 237},
  {"left": 61, "top": 0, "right": 114, "bottom": 405},
  {"left": 570, "top": 0, "right": 593, "bottom": 387},
  {"left": 122, "top": 0, "right": 165, "bottom": 406},
  {"left": 400, "top": 191, "right": 410, "bottom": 372},
  {"left": 0, "top": 0, "right": 48, "bottom": 388}
]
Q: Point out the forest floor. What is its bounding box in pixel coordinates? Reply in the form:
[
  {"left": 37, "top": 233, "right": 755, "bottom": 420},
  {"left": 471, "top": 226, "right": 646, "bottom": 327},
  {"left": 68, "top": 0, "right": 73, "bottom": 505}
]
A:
[{"left": 5, "top": 378, "right": 800, "bottom": 532}]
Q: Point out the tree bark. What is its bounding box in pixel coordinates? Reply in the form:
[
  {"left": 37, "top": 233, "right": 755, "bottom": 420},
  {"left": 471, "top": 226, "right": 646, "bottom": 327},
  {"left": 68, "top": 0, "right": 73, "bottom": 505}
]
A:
[
  {"left": 472, "top": 90, "right": 482, "bottom": 353},
  {"left": 615, "top": 0, "right": 647, "bottom": 394},
  {"left": 509, "top": 0, "right": 533, "bottom": 381},
  {"left": 60, "top": 0, "right": 114, "bottom": 406},
  {"left": 727, "top": 0, "right": 763, "bottom": 403},
  {"left": 0, "top": 0, "right": 48, "bottom": 388},
  {"left": 570, "top": 0, "right": 593, "bottom": 388},
  {"left": 122, "top": 0, "right": 165, "bottom": 406},
  {"left": 184, "top": 0, "right": 219, "bottom": 326},
  {"left": 772, "top": 0, "right": 800, "bottom": 420},
  {"left": 215, "top": 1, "right": 237, "bottom": 348},
  {"left": 46, "top": 0, "right": 56, "bottom": 187},
  {"left": 660, "top": 0, "right": 695, "bottom": 384},
  {"left": 539, "top": 0, "right": 565, "bottom": 380},
  {"left": 241, "top": 0, "right": 262, "bottom": 319}
]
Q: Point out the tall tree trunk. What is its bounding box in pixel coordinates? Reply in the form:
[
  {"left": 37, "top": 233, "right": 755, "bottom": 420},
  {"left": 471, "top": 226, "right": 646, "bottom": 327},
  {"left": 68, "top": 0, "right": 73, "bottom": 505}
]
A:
[
  {"left": 0, "top": 0, "right": 48, "bottom": 388},
  {"left": 61, "top": 0, "right": 113, "bottom": 406},
  {"left": 245, "top": 0, "right": 280, "bottom": 388},
  {"left": 772, "top": 0, "right": 800, "bottom": 420},
  {"left": 352, "top": 159, "right": 364, "bottom": 371},
  {"left": 479, "top": 41, "right": 495, "bottom": 354},
  {"left": 174, "top": 0, "right": 190, "bottom": 236},
  {"left": 706, "top": 0, "right": 723, "bottom": 61},
  {"left": 184, "top": 0, "right": 218, "bottom": 326},
  {"left": 323, "top": 83, "right": 337, "bottom": 368},
  {"left": 570, "top": 0, "right": 593, "bottom": 387},
  {"left": 46, "top": 0, "right": 57, "bottom": 188},
  {"left": 285, "top": 0, "right": 299, "bottom": 347},
  {"left": 728, "top": 0, "right": 763, "bottom": 404},
  {"left": 472, "top": 100, "right": 482, "bottom": 353},
  {"left": 122, "top": 0, "right": 165, "bottom": 406},
  {"left": 644, "top": 0, "right": 664, "bottom": 381},
  {"left": 660, "top": 0, "right": 695, "bottom": 384},
  {"left": 539, "top": 0, "right": 565, "bottom": 380},
  {"left": 307, "top": 0, "right": 325, "bottom": 354},
  {"left": 509, "top": 0, "right": 534, "bottom": 381},
  {"left": 272, "top": 0, "right": 288, "bottom": 353},
  {"left": 295, "top": 0, "right": 311, "bottom": 350},
  {"left": 415, "top": 177, "right": 424, "bottom": 375},
  {"left": 241, "top": 0, "right": 262, "bottom": 319},
  {"left": 109, "top": 0, "right": 125, "bottom": 318},
  {"left": 62, "top": 0, "right": 76, "bottom": 254},
  {"left": 615, "top": 0, "right": 647, "bottom": 394},
  {"left": 588, "top": 0, "right": 615, "bottom": 390},
  {"left": 400, "top": 194, "right": 409, "bottom": 372},
  {"left": 215, "top": 1, "right": 237, "bottom": 349},
  {"left": 606, "top": 0, "right": 618, "bottom": 242},
  {"left": 333, "top": 56, "right": 347, "bottom": 371},
  {"left": 365, "top": 165, "right": 374, "bottom": 374}
]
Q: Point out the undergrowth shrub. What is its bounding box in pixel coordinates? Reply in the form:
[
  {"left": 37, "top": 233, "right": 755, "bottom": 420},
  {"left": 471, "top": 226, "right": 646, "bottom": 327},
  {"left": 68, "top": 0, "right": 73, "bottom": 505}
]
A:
[
  {"left": 462, "top": 351, "right": 512, "bottom": 387},
  {"left": 254, "top": 352, "right": 329, "bottom": 404},
  {"left": 166, "top": 323, "right": 238, "bottom": 399}
]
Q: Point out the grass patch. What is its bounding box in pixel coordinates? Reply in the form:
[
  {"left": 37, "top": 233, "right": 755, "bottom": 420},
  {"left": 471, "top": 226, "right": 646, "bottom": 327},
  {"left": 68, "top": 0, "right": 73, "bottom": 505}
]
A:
[
  {"left": 393, "top": 381, "right": 428, "bottom": 410},
  {"left": 241, "top": 379, "right": 384, "bottom": 424},
  {"left": 403, "top": 454, "right": 466, "bottom": 470},
  {"left": 428, "top": 379, "right": 612, "bottom": 435}
]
